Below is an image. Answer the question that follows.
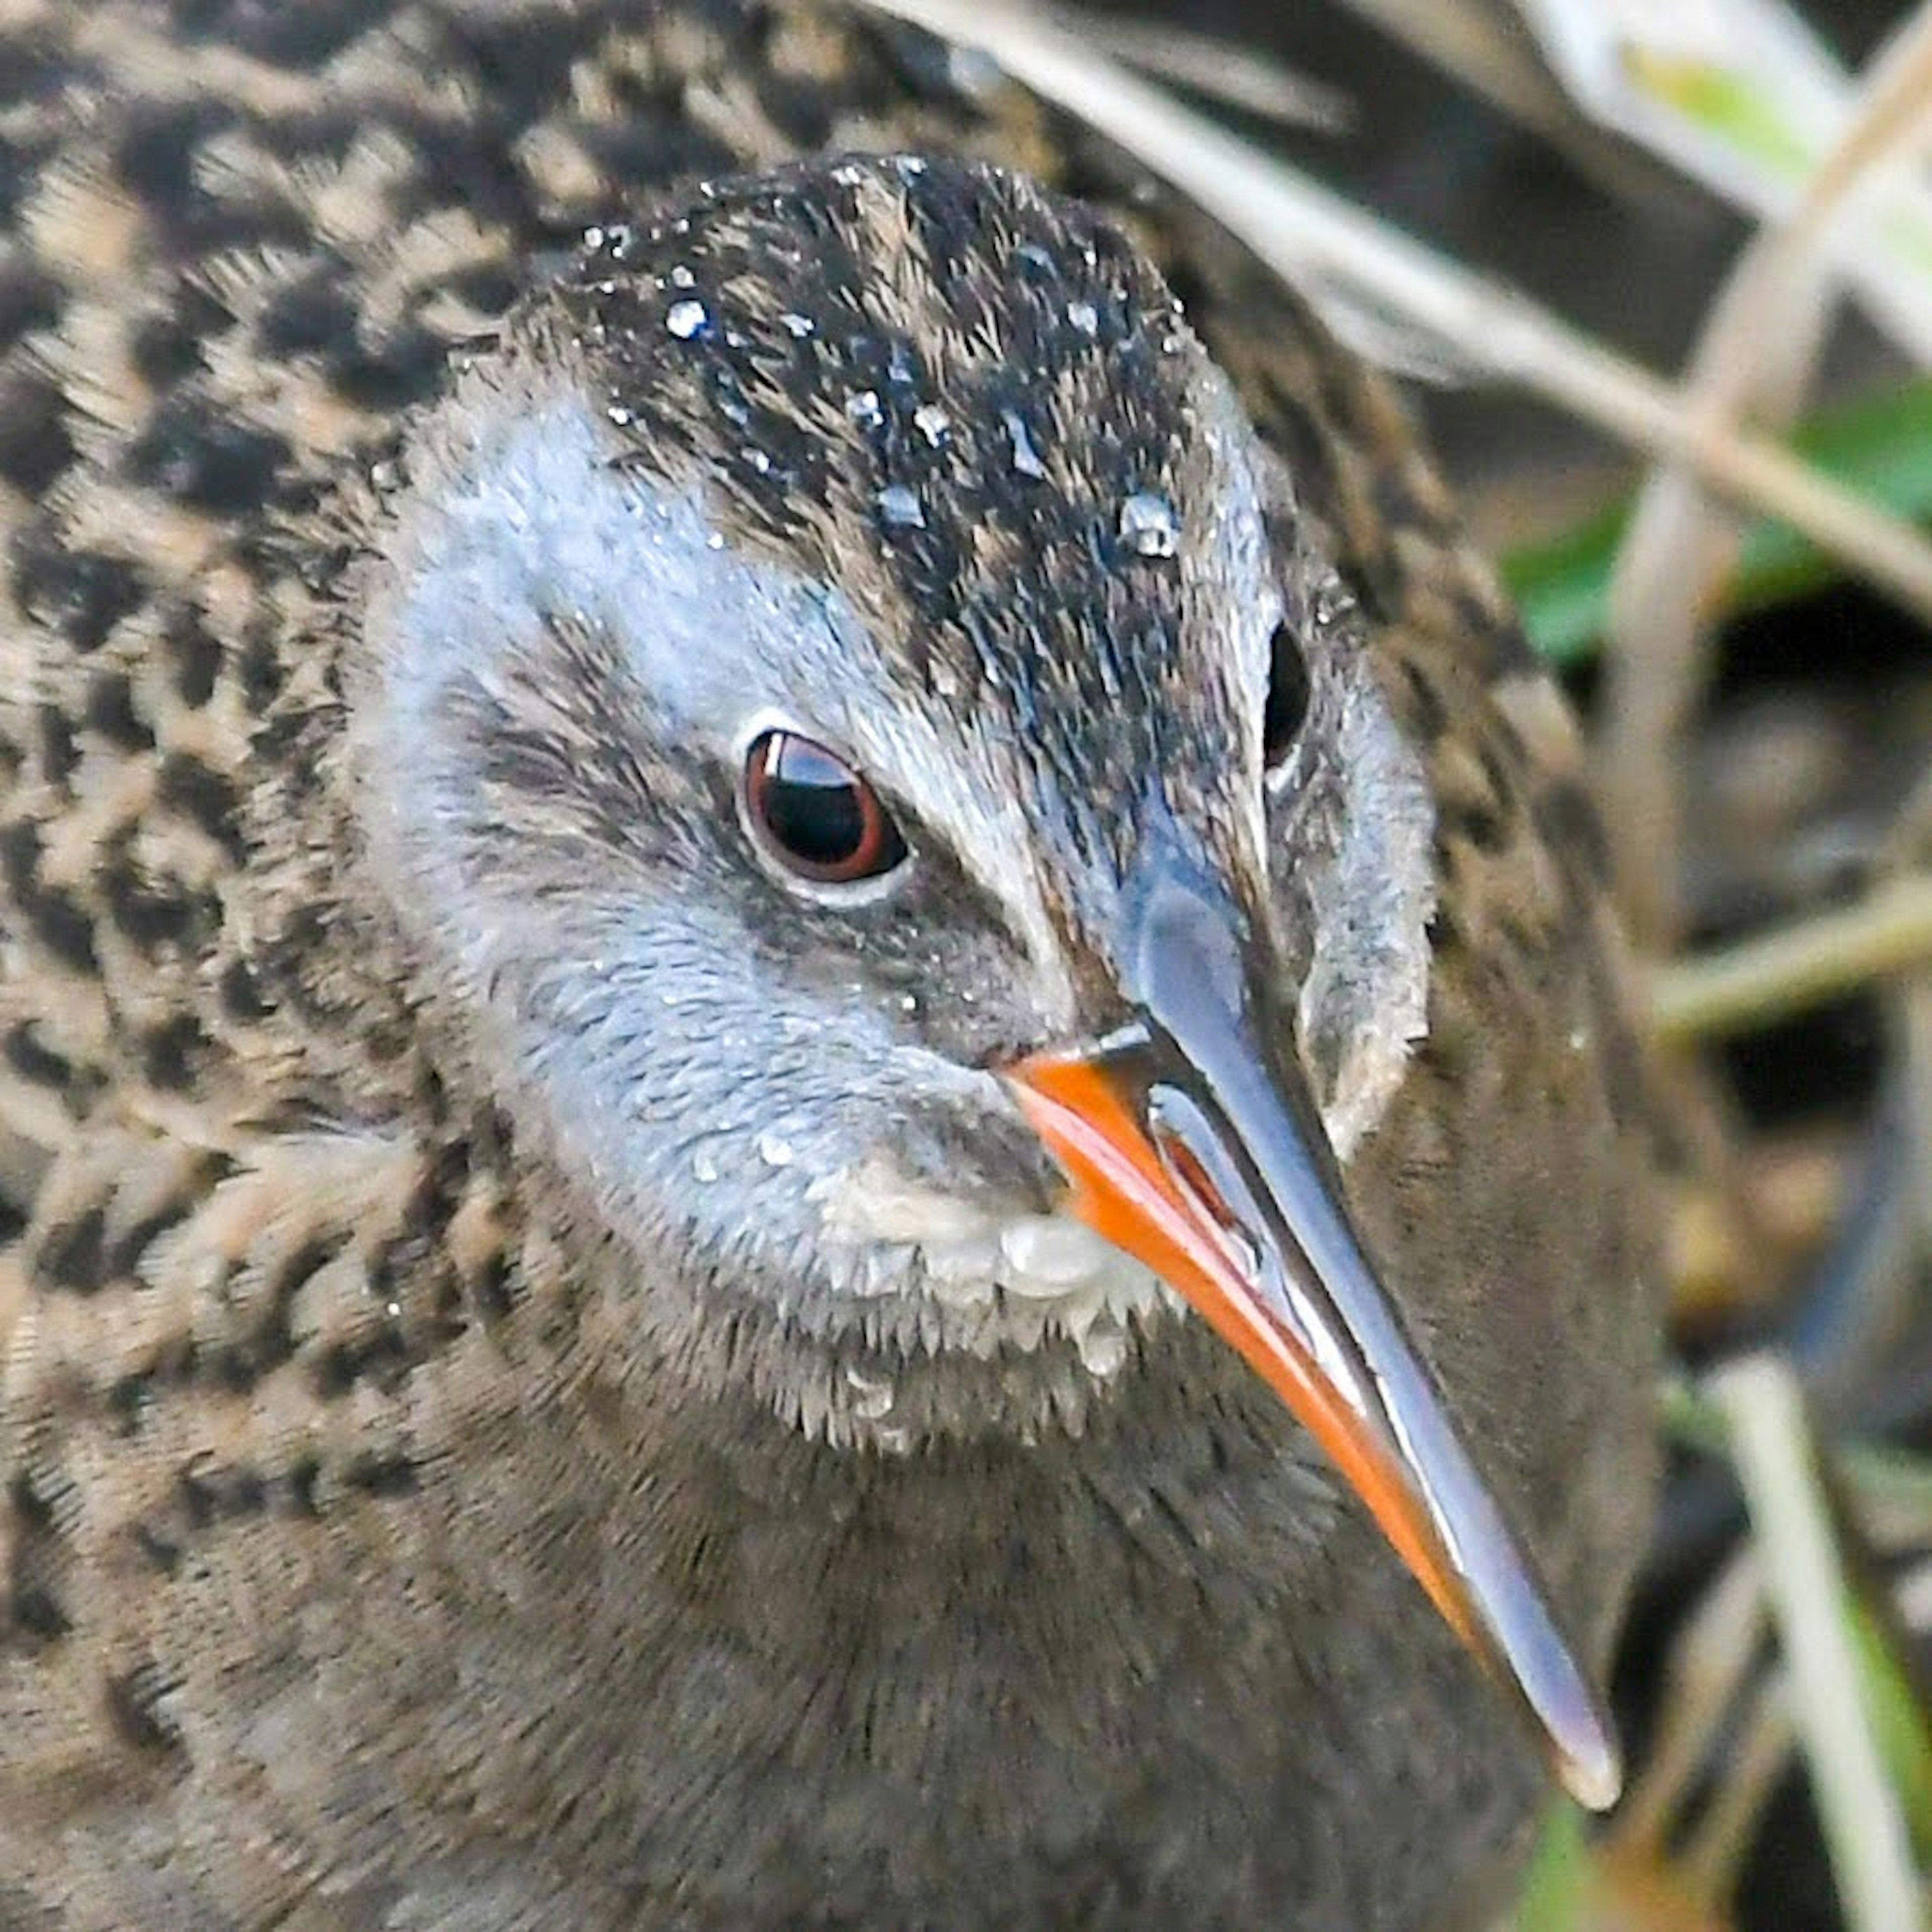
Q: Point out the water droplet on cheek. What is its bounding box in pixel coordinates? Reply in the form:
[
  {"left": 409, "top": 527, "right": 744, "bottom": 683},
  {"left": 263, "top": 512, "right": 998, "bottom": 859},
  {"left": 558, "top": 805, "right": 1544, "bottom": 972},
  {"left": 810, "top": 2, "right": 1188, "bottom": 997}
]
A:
[
  {"left": 692, "top": 1149, "right": 720, "bottom": 1184},
  {"left": 913, "top": 403, "right": 950, "bottom": 446},
  {"left": 844, "top": 1364, "right": 896, "bottom": 1420},
  {"left": 1118, "top": 491, "right": 1179, "bottom": 559},
  {"left": 1078, "top": 1316, "right": 1129, "bottom": 1379},
  {"left": 756, "top": 1131, "right": 795, "bottom": 1168}
]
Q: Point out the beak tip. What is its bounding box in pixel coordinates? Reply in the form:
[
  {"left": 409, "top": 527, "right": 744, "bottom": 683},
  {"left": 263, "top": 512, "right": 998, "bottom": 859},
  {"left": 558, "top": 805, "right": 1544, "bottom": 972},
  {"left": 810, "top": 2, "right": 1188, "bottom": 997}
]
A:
[{"left": 1556, "top": 1724, "right": 1624, "bottom": 1814}]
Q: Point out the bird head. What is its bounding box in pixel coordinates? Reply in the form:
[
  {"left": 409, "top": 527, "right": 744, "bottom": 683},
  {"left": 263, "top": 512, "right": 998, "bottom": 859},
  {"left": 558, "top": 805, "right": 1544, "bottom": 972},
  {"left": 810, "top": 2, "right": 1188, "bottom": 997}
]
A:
[{"left": 344, "top": 155, "right": 1618, "bottom": 1807}]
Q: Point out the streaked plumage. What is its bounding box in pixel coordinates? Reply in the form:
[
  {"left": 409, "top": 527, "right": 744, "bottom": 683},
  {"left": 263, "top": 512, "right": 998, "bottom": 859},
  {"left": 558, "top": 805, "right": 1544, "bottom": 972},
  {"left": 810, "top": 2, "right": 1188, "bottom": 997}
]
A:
[{"left": 0, "top": 6, "right": 1659, "bottom": 1928}]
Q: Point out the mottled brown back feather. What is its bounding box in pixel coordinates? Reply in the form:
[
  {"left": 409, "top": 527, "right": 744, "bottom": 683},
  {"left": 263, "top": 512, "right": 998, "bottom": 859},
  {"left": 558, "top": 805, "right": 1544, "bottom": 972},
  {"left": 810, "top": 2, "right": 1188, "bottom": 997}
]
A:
[{"left": 0, "top": 8, "right": 1658, "bottom": 1930}]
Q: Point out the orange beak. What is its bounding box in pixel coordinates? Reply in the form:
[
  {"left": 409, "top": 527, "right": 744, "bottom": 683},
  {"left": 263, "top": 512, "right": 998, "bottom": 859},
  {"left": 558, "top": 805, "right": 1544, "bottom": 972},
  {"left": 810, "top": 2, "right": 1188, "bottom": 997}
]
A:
[{"left": 1000, "top": 858, "right": 1622, "bottom": 1811}]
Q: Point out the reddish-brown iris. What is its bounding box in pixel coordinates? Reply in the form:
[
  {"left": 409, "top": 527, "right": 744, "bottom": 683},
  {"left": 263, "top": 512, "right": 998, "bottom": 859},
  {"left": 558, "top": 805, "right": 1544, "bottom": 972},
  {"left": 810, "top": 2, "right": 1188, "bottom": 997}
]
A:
[{"left": 743, "top": 729, "right": 907, "bottom": 886}]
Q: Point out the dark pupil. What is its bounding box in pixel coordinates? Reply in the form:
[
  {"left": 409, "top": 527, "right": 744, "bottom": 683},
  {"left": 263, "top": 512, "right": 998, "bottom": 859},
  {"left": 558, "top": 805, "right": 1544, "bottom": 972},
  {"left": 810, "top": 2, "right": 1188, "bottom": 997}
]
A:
[
  {"left": 1263, "top": 622, "right": 1311, "bottom": 768},
  {"left": 763, "top": 736, "right": 866, "bottom": 866}
]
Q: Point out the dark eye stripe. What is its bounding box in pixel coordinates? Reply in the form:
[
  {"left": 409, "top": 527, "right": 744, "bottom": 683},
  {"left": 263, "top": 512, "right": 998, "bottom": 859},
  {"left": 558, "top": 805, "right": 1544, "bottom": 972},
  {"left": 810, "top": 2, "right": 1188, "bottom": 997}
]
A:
[{"left": 744, "top": 729, "right": 908, "bottom": 886}]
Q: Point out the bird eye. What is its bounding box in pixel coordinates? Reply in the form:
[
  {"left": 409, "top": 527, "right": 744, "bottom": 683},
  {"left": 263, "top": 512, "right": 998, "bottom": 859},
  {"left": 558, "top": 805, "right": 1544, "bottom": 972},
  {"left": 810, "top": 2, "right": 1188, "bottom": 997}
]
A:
[
  {"left": 744, "top": 729, "right": 908, "bottom": 887},
  {"left": 1262, "top": 620, "right": 1311, "bottom": 778}
]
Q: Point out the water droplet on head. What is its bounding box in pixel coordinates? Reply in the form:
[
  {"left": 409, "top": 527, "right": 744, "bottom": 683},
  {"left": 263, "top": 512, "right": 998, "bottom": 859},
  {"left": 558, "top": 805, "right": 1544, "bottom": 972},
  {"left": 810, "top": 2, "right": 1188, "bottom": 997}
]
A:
[
  {"left": 913, "top": 402, "right": 950, "bottom": 447},
  {"left": 583, "top": 224, "right": 605, "bottom": 250},
  {"left": 876, "top": 484, "right": 926, "bottom": 530},
  {"left": 1003, "top": 408, "right": 1046, "bottom": 479},
  {"left": 896, "top": 154, "right": 928, "bottom": 179},
  {"left": 1118, "top": 491, "right": 1179, "bottom": 559},
  {"left": 779, "top": 311, "right": 815, "bottom": 338},
  {"left": 692, "top": 1149, "right": 720, "bottom": 1184},
  {"left": 369, "top": 458, "right": 400, "bottom": 493},
  {"left": 606, "top": 403, "right": 633, "bottom": 426},
  {"left": 669, "top": 264, "right": 695, "bottom": 288},
  {"left": 846, "top": 388, "right": 883, "bottom": 429},
  {"left": 1066, "top": 298, "right": 1099, "bottom": 336},
  {"left": 757, "top": 1131, "right": 795, "bottom": 1168},
  {"left": 666, "top": 298, "right": 709, "bottom": 340},
  {"left": 744, "top": 447, "right": 772, "bottom": 474}
]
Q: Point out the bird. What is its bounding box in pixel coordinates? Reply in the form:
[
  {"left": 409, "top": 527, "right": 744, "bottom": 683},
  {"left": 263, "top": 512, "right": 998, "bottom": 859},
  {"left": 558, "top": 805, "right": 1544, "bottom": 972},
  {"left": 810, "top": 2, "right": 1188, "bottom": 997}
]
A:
[{"left": 0, "top": 4, "right": 1662, "bottom": 1929}]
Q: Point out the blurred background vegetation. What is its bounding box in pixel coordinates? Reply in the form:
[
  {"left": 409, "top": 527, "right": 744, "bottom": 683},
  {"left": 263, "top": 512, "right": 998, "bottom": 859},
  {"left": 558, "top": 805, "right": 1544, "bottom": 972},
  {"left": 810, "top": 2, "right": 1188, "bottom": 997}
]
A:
[{"left": 867, "top": 2, "right": 1932, "bottom": 1925}]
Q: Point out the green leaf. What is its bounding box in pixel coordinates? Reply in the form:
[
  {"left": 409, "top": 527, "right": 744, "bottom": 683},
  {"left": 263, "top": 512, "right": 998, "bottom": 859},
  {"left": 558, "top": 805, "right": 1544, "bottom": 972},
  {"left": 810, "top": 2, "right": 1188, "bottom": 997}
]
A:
[
  {"left": 1513, "top": 1801, "right": 1590, "bottom": 1932},
  {"left": 1502, "top": 376, "right": 1932, "bottom": 667},
  {"left": 1844, "top": 1588, "right": 1932, "bottom": 1866}
]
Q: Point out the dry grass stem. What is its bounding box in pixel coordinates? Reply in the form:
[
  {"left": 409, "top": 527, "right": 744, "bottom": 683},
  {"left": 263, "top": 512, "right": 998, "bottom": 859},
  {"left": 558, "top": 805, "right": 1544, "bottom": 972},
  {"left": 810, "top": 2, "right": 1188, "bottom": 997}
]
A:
[
  {"left": 1318, "top": 0, "right": 1579, "bottom": 145},
  {"left": 1594, "top": 248, "right": 1834, "bottom": 949},
  {"left": 1650, "top": 873, "right": 1932, "bottom": 1043},
  {"left": 1611, "top": 1549, "right": 1763, "bottom": 1856},
  {"left": 1707, "top": 1357, "right": 1921, "bottom": 1932},
  {"left": 1677, "top": 1675, "right": 1792, "bottom": 1898},
  {"left": 1784, "top": 2, "right": 1932, "bottom": 302},
  {"left": 1047, "top": 12, "right": 1351, "bottom": 131},
  {"left": 1594, "top": 1, "right": 1932, "bottom": 951},
  {"left": 1901, "top": 1556, "right": 1932, "bottom": 1633}
]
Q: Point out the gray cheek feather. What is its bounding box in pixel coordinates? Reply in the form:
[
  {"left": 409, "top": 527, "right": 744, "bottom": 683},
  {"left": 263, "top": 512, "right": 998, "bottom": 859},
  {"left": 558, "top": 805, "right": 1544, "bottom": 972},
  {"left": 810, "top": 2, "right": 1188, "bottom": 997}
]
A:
[
  {"left": 357, "top": 378, "right": 1081, "bottom": 1032},
  {"left": 345, "top": 382, "right": 1066, "bottom": 1340},
  {"left": 361, "top": 388, "right": 884, "bottom": 762},
  {"left": 1295, "top": 661, "right": 1437, "bottom": 1163}
]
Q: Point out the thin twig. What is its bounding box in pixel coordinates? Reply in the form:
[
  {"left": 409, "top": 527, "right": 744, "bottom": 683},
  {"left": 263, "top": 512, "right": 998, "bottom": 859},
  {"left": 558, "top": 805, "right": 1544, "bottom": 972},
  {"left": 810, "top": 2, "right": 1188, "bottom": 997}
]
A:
[
  {"left": 1678, "top": 1673, "right": 1793, "bottom": 1900},
  {"left": 1707, "top": 1356, "right": 1921, "bottom": 1932},
  {"left": 854, "top": 0, "right": 1932, "bottom": 622},
  {"left": 1610, "top": 1548, "right": 1765, "bottom": 1857},
  {"left": 1048, "top": 12, "right": 1351, "bottom": 132},
  {"left": 1595, "top": 2, "right": 1932, "bottom": 952},
  {"left": 1326, "top": 0, "right": 1562, "bottom": 133},
  {"left": 1327, "top": 0, "right": 1678, "bottom": 213},
  {"left": 1650, "top": 874, "right": 1932, "bottom": 1043},
  {"left": 1595, "top": 249, "right": 1835, "bottom": 950},
  {"left": 1792, "top": 7, "right": 1932, "bottom": 250}
]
